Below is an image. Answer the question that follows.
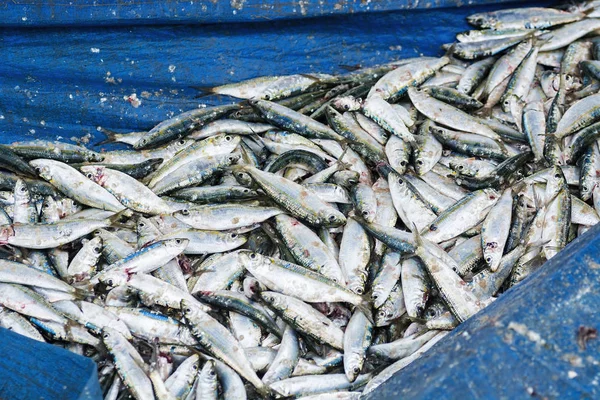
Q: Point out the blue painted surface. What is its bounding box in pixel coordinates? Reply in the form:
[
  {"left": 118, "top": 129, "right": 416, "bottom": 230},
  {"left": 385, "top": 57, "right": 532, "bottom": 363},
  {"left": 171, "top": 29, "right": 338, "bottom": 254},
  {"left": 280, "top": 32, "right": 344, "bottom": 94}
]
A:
[
  {"left": 367, "top": 222, "right": 600, "bottom": 399},
  {"left": 0, "top": 0, "right": 551, "bottom": 151},
  {"left": 1, "top": 0, "right": 531, "bottom": 27},
  {"left": 0, "top": 327, "right": 102, "bottom": 400}
]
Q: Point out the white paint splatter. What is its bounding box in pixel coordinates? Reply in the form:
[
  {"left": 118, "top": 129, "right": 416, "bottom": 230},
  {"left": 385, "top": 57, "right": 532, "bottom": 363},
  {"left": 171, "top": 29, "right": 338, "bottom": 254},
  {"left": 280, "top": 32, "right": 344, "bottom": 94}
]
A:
[
  {"left": 168, "top": 65, "right": 176, "bottom": 73},
  {"left": 90, "top": 48, "right": 100, "bottom": 53},
  {"left": 568, "top": 371, "right": 578, "bottom": 379},
  {"left": 124, "top": 93, "right": 141, "bottom": 108},
  {"left": 508, "top": 322, "right": 546, "bottom": 346}
]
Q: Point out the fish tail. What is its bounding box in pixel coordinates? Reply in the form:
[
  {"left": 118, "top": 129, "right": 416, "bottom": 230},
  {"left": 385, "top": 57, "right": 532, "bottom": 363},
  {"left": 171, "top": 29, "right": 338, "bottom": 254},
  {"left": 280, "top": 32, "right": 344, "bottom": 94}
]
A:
[
  {"left": 190, "top": 85, "right": 217, "bottom": 98},
  {"left": 95, "top": 127, "right": 125, "bottom": 146},
  {"left": 357, "top": 296, "right": 374, "bottom": 325},
  {"left": 106, "top": 209, "right": 134, "bottom": 228}
]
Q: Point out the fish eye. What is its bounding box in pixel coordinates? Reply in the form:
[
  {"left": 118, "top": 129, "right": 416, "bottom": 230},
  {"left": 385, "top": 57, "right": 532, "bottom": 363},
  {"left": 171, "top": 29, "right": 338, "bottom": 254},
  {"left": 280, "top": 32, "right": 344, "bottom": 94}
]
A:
[
  {"left": 225, "top": 135, "right": 232, "bottom": 142},
  {"left": 185, "top": 307, "right": 192, "bottom": 313},
  {"left": 181, "top": 209, "right": 190, "bottom": 216},
  {"left": 94, "top": 230, "right": 101, "bottom": 235},
  {"left": 35, "top": 167, "right": 42, "bottom": 174},
  {"left": 356, "top": 287, "right": 364, "bottom": 295},
  {"left": 427, "top": 309, "right": 436, "bottom": 317},
  {"left": 228, "top": 156, "right": 235, "bottom": 162},
  {"left": 344, "top": 104, "right": 350, "bottom": 110},
  {"left": 458, "top": 165, "right": 464, "bottom": 170},
  {"left": 103, "top": 332, "right": 110, "bottom": 339},
  {"left": 230, "top": 233, "right": 238, "bottom": 238},
  {"left": 243, "top": 188, "right": 250, "bottom": 193},
  {"left": 416, "top": 160, "right": 423, "bottom": 165},
  {"left": 93, "top": 247, "right": 101, "bottom": 253},
  {"left": 554, "top": 173, "right": 561, "bottom": 179},
  {"left": 249, "top": 253, "right": 257, "bottom": 260},
  {"left": 429, "top": 224, "right": 437, "bottom": 231},
  {"left": 353, "top": 367, "right": 361, "bottom": 374},
  {"left": 138, "top": 222, "right": 145, "bottom": 228},
  {"left": 485, "top": 257, "right": 492, "bottom": 263},
  {"left": 386, "top": 311, "right": 393, "bottom": 318},
  {"left": 86, "top": 173, "right": 93, "bottom": 179},
  {"left": 192, "top": 364, "right": 199, "bottom": 371},
  {"left": 178, "top": 140, "right": 185, "bottom": 145},
  {"left": 400, "top": 161, "right": 407, "bottom": 167},
  {"left": 397, "top": 178, "right": 404, "bottom": 184},
  {"left": 43, "top": 203, "right": 49, "bottom": 208},
  {"left": 19, "top": 186, "right": 26, "bottom": 193},
  {"left": 175, "top": 239, "right": 182, "bottom": 245},
  {"left": 264, "top": 94, "right": 271, "bottom": 100},
  {"left": 328, "top": 215, "right": 336, "bottom": 221},
  {"left": 209, "top": 370, "right": 216, "bottom": 376},
  {"left": 106, "top": 279, "right": 113, "bottom": 286}
]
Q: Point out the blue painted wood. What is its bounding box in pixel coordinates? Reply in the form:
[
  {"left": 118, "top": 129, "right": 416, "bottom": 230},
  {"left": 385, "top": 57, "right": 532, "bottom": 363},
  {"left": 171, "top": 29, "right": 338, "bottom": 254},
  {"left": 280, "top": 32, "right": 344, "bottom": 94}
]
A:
[
  {"left": 0, "top": 0, "right": 551, "bottom": 150},
  {"left": 366, "top": 222, "right": 600, "bottom": 399},
  {"left": 0, "top": 327, "right": 102, "bottom": 400},
  {"left": 1, "top": 0, "right": 533, "bottom": 27}
]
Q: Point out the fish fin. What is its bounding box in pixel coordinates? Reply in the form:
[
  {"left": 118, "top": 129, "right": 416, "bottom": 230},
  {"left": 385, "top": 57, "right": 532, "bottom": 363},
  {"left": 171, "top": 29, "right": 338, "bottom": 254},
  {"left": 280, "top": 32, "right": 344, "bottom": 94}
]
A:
[
  {"left": 525, "top": 239, "right": 551, "bottom": 251},
  {"left": 411, "top": 222, "right": 423, "bottom": 246},
  {"left": 299, "top": 73, "right": 324, "bottom": 82},
  {"left": 106, "top": 209, "right": 134, "bottom": 227},
  {"left": 338, "top": 64, "right": 363, "bottom": 71},
  {"left": 256, "top": 384, "right": 283, "bottom": 399},
  {"left": 73, "top": 287, "right": 92, "bottom": 300}
]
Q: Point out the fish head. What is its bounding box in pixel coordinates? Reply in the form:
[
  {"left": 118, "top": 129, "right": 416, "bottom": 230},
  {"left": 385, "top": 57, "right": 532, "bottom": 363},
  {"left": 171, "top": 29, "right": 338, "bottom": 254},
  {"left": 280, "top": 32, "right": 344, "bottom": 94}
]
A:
[
  {"left": 332, "top": 96, "right": 362, "bottom": 112},
  {"left": 317, "top": 208, "right": 347, "bottom": 227},
  {"left": 99, "top": 269, "right": 129, "bottom": 288},
  {"left": 163, "top": 238, "right": 190, "bottom": 254},
  {"left": 85, "top": 236, "right": 103, "bottom": 257},
  {"left": 375, "top": 303, "right": 395, "bottom": 327},
  {"left": 544, "top": 165, "right": 567, "bottom": 199},
  {"left": 13, "top": 179, "right": 31, "bottom": 206},
  {"left": 29, "top": 159, "right": 53, "bottom": 181},
  {"left": 199, "top": 359, "right": 217, "bottom": 386},
  {"left": 233, "top": 170, "right": 253, "bottom": 187},
  {"left": 167, "top": 139, "right": 195, "bottom": 153},
  {"left": 344, "top": 352, "right": 364, "bottom": 383},
  {"left": 101, "top": 326, "right": 128, "bottom": 351},
  {"left": 80, "top": 165, "right": 107, "bottom": 186},
  {"left": 226, "top": 231, "right": 247, "bottom": 246},
  {"left": 482, "top": 188, "right": 500, "bottom": 202},
  {"left": 258, "top": 291, "right": 281, "bottom": 308}
]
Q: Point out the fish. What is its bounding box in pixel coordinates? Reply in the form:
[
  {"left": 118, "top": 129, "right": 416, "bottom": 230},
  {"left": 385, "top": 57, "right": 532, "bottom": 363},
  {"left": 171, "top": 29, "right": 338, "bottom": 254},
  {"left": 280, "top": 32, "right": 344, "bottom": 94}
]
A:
[{"left": 2, "top": 4, "right": 599, "bottom": 398}]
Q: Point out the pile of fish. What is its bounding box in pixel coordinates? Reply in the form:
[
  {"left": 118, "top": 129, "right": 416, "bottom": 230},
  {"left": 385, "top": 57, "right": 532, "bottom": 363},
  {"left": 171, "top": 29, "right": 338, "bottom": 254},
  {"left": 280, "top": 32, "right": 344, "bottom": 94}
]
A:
[{"left": 2, "top": 3, "right": 600, "bottom": 399}]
